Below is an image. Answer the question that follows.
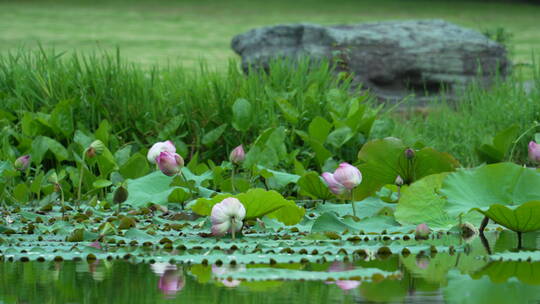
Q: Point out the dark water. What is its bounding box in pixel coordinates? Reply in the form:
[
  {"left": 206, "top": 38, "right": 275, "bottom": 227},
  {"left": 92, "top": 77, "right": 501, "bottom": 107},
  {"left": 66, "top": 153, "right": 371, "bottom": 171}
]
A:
[{"left": 1, "top": 231, "right": 539, "bottom": 304}]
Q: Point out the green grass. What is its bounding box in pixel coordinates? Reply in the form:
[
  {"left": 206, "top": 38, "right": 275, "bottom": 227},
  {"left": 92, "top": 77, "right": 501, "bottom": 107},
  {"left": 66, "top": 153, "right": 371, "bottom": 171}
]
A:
[
  {"left": 1, "top": 0, "right": 540, "bottom": 71},
  {"left": 387, "top": 67, "right": 540, "bottom": 166},
  {"left": 0, "top": 49, "right": 365, "bottom": 163}
]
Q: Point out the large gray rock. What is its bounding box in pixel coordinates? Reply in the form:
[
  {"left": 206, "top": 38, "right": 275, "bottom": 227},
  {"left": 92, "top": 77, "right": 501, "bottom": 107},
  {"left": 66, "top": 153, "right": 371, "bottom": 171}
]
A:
[{"left": 231, "top": 20, "right": 510, "bottom": 102}]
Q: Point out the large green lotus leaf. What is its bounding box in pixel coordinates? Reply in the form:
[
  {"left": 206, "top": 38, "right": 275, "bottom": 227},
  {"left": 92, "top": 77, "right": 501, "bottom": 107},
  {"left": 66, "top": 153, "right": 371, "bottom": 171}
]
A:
[
  {"left": 473, "top": 201, "right": 540, "bottom": 233},
  {"left": 297, "top": 171, "right": 333, "bottom": 200},
  {"left": 395, "top": 173, "right": 477, "bottom": 229},
  {"left": 489, "top": 251, "right": 540, "bottom": 261},
  {"left": 471, "top": 261, "right": 540, "bottom": 285},
  {"left": 444, "top": 270, "right": 540, "bottom": 304},
  {"left": 123, "top": 171, "right": 175, "bottom": 207},
  {"left": 353, "top": 137, "right": 459, "bottom": 200},
  {"left": 191, "top": 188, "right": 305, "bottom": 225},
  {"left": 212, "top": 267, "right": 399, "bottom": 282},
  {"left": 441, "top": 163, "right": 540, "bottom": 229}
]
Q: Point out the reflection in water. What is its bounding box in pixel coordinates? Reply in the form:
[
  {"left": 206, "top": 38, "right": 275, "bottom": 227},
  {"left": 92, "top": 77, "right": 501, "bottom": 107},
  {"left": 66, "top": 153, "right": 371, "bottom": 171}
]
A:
[
  {"left": 326, "top": 261, "right": 361, "bottom": 291},
  {"left": 151, "top": 262, "right": 185, "bottom": 296},
  {"left": 0, "top": 232, "right": 538, "bottom": 304}
]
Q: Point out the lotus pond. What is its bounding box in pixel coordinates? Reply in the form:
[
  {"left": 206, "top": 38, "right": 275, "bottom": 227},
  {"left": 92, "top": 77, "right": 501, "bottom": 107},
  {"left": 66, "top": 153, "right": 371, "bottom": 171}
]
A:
[{"left": 2, "top": 94, "right": 540, "bottom": 303}]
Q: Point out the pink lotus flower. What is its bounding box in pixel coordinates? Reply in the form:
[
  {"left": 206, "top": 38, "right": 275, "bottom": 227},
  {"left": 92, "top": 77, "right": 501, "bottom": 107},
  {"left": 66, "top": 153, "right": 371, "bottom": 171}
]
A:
[
  {"left": 415, "top": 223, "right": 430, "bottom": 239},
  {"left": 211, "top": 198, "right": 246, "bottom": 237},
  {"left": 156, "top": 151, "right": 184, "bottom": 176},
  {"left": 147, "top": 140, "right": 176, "bottom": 164},
  {"left": 321, "top": 172, "right": 347, "bottom": 195},
  {"left": 14, "top": 155, "right": 31, "bottom": 171},
  {"left": 528, "top": 141, "right": 540, "bottom": 163},
  {"left": 229, "top": 145, "right": 245, "bottom": 164},
  {"left": 334, "top": 163, "right": 362, "bottom": 190}
]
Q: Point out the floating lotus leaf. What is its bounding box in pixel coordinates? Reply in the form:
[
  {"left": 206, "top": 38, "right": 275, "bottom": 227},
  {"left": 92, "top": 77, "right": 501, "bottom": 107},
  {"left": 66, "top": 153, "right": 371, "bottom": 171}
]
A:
[
  {"left": 212, "top": 267, "right": 400, "bottom": 282},
  {"left": 311, "top": 212, "right": 413, "bottom": 234},
  {"left": 489, "top": 251, "right": 540, "bottom": 262},
  {"left": 441, "top": 163, "right": 540, "bottom": 232}
]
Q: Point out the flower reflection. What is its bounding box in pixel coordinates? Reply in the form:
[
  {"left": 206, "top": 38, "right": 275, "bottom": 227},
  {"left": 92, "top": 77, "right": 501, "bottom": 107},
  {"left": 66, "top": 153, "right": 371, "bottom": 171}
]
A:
[
  {"left": 151, "top": 263, "right": 185, "bottom": 296},
  {"left": 415, "top": 255, "right": 430, "bottom": 269},
  {"left": 326, "top": 262, "right": 360, "bottom": 291},
  {"left": 212, "top": 264, "right": 246, "bottom": 288},
  {"left": 89, "top": 260, "right": 105, "bottom": 281}
]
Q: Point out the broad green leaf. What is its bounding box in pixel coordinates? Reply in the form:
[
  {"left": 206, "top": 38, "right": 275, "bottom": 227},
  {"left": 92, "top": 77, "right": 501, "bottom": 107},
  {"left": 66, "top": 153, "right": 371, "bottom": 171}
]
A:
[
  {"left": 276, "top": 99, "right": 299, "bottom": 125},
  {"left": 353, "top": 137, "right": 459, "bottom": 200},
  {"left": 168, "top": 188, "right": 191, "bottom": 203},
  {"left": 297, "top": 171, "right": 333, "bottom": 200},
  {"left": 95, "top": 119, "right": 111, "bottom": 145},
  {"left": 326, "top": 126, "right": 354, "bottom": 148},
  {"left": 96, "top": 147, "right": 118, "bottom": 177},
  {"left": 308, "top": 116, "right": 332, "bottom": 143},
  {"left": 441, "top": 163, "right": 540, "bottom": 218},
  {"left": 231, "top": 98, "right": 252, "bottom": 132},
  {"left": 123, "top": 171, "right": 175, "bottom": 207},
  {"left": 50, "top": 99, "right": 74, "bottom": 138},
  {"left": 119, "top": 153, "right": 149, "bottom": 179},
  {"left": 471, "top": 260, "right": 540, "bottom": 285},
  {"left": 191, "top": 188, "right": 304, "bottom": 225},
  {"left": 476, "top": 124, "right": 519, "bottom": 163},
  {"left": 395, "top": 173, "right": 469, "bottom": 229},
  {"left": 244, "top": 127, "right": 286, "bottom": 169},
  {"left": 473, "top": 201, "right": 540, "bottom": 233},
  {"left": 202, "top": 124, "right": 227, "bottom": 146},
  {"left": 93, "top": 179, "right": 112, "bottom": 189},
  {"left": 311, "top": 212, "right": 403, "bottom": 233}
]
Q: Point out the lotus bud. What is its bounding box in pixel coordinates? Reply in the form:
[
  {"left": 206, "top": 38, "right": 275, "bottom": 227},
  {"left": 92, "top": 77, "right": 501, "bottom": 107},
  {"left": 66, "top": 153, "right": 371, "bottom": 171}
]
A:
[
  {"left": 14, "top": 155, "right": 31, "bottom": 171},
  {"left": 210, "top": 197, "right": 246, "bottom": 237},
  {"left": 229, "top": 145, "right": 245, "bottom": 164},
  {"left": 528, "top": 141, "right": 540, "bottom": 163},
  {"left": 405, "top": 148, "right": 416, "bottom": 160},
  {"left": 113, "top": 184, "right": 129, "bottom": 205},
  {"left": 86, "top": 140, "right": 105, "bottom": 158},
  {"left": 48, "top": 172, "right": 59, "bottom": 184},
  {"left": 156, "top": 151, "right": 184, "bottom": 176},
  {"left": 333, "top": 162, "right": 362, "bottom": 190},
  {"left": 395, "top": 175, "right": 404, "bottom": 186},
  {"left": 321, "top": 172, "right": 346, "bottom": 195},
  {"left": 147, "top": 140, "right": 176, "bottom": 164},
  {"left": 415, "top": 223, "right": 430, "bottom": 239}
]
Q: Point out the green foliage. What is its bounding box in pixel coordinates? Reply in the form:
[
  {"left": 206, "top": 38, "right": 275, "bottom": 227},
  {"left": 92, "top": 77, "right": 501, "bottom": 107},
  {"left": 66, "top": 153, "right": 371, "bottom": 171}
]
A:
[
  {"left": 191, "top": 188, "right": 305, "bottom": 225},
  {"left": 473, "top": 201, "right": 540, "bottom": 233},
  {"left": 476, "top": 124, "right": 519, "bottom": 163},
  {"left": 353, "top": 137, "right": 459, "bottom": 200}
]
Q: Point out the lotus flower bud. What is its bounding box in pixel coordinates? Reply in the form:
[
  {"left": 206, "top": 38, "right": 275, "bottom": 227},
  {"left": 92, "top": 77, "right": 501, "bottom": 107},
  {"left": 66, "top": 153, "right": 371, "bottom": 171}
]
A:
[
  {"left": 147, "top": 140, "right": 176, "bottom": 164},
  {"left": 415, "top": 223, "right": 430, "bottom": 239},
  {"left": 229, "top": 145, "right": 245, "bottom": 164},
  {"left": 528, "top": 141, "right": 540, "bottom": 163},
  {"left": 156, "top": 151, "right": 184, "bottom": 176},
  {"left": 333, "top": 162, "right": 362, "bottom": 190},
  {"left": 14, "top": 155, "right": 31, "bottom": 171},
  {"left": 321, "top": 172, "right": 347, "bottom": 195},
  {"left": 405, "top": 148, "right": 416, "bottom": 160},
  {"left": 210, "top": 197, "right": 246, "bottom": 237},
  {"left": 86, "top": 140, "right": 105, "bottom": 158},
  {"left": 395, "top": 175, "right": 404, "bottom": 186}
]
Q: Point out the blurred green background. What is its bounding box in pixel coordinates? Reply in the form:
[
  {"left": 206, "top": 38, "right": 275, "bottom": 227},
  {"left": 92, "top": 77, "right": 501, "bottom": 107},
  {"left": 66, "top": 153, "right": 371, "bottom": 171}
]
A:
[{"left": 1, "top": 0, "right": 539, "bottom": 69}]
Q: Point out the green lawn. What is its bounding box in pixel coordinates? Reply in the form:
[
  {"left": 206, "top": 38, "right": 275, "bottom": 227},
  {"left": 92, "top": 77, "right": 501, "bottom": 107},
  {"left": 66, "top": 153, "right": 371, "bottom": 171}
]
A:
[{"left": 1, "top": 0, "right": 540, "bottom": 69}]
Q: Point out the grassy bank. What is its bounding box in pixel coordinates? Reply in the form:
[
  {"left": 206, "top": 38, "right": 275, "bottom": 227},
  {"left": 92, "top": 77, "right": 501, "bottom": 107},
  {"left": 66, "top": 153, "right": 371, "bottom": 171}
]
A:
[{"left": 1, "top": 0, "right": 539, "bottom": 71}]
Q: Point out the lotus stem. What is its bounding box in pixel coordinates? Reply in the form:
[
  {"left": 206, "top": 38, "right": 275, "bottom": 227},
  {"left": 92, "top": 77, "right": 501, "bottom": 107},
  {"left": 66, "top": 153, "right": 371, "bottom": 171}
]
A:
[
  {"left": 231, "top": 217, "right": 236, "bottom": 241},
  {"left": 59, "top": 184, "right": 65, "bottom": 220},
  {"left": 517, "top": 231, "right": 523, "bottom": 250},
  {"left": 77, "top": 150, "right": 87, "bottom": 204},
  {"left": 479, "top": 216, "right": 489, "bottom": 235},
  {"left": 231, "top": 165, "right": 236, "bottom": 193}
]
